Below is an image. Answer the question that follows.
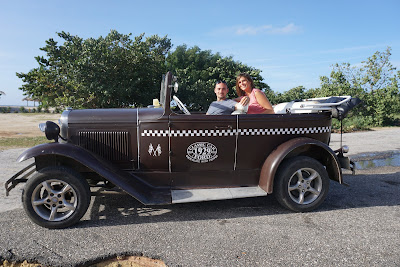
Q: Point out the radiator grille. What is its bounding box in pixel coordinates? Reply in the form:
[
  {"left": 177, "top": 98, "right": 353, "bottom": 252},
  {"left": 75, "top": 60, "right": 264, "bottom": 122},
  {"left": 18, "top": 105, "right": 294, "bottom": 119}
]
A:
[{"left": 78, "top": 131, "right": 130, "bottom": 161}]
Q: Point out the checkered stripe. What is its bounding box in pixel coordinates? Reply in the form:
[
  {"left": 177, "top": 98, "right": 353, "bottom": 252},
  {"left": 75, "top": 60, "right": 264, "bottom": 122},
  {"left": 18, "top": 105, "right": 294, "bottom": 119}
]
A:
[
  {"left": 239, "top": 126, "right": 331, "bottom": 136},
  {"left": 141, "top": 126, "right": 330, "bottom": 137},
  {"left": 142, "top": 129, "right": 237, "bottom": 137},
  {"left": 141, "top": 130, "right": 170, "bottom": 137}
]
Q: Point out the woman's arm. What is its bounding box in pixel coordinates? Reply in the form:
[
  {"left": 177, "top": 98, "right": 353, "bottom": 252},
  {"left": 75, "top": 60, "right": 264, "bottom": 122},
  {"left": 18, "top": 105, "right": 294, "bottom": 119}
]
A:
[
  {"left": 254, "top": 90, "right": 275, "bottom": 114},
  {"left": 233, "top": 96, "right": 250, "bottom": 106}
]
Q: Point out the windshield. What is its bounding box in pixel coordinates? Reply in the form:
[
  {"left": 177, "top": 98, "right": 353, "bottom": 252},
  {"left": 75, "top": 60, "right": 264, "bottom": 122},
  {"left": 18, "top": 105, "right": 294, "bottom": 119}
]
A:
[{"left": 160, "top": 74, "right": 166, "bottom": 107}]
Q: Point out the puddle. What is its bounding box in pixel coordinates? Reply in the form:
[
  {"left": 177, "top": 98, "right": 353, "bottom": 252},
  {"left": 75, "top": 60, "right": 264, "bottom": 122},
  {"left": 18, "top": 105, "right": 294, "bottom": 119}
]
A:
[{"left": 352, "top": 152, "right": 400, "bottom": 170}]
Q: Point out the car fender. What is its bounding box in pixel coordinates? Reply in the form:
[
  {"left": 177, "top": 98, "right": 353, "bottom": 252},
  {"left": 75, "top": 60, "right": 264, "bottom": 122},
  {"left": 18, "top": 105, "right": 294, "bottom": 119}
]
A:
[
  {"left": 17, "top": 142, "right": 171, "bottom": 205},
  {"left": 259, "top": 137, "right": 342, "bottom": 193}
]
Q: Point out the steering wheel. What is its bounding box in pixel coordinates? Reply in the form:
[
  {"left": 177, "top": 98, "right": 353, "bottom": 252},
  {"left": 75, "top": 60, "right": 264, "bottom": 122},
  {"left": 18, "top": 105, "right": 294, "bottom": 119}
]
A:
[{"left": 173, "top": 95, "right": 191, "bottom": 115}]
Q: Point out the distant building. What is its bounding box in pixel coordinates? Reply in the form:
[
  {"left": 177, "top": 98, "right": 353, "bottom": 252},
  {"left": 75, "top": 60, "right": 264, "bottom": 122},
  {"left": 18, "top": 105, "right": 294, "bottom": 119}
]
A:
[{"left": 22, "top": 97, "right": 40, "bottom": 107}]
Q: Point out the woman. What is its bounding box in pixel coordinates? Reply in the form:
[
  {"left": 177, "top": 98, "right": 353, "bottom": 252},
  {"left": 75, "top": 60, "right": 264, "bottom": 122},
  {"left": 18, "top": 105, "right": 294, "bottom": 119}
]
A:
[{"left": 235, "top": 73, "right": 275, "bottom": 114}]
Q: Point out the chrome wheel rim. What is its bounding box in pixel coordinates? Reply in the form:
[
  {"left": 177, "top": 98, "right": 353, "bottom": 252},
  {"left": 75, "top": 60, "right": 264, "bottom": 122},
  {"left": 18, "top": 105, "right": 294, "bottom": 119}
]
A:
[
  {"left": 31, "top": 179, "right": 78, "bottom": 221},
  {"left": 288, "top": 168, "right": 322, "bottom": 205}
]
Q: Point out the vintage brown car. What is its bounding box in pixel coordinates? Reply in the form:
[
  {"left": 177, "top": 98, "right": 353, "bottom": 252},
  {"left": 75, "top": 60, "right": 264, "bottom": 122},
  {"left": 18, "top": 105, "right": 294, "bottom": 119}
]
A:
[{"left": 6, "top": 72, "right": 360, "bottom": 228}]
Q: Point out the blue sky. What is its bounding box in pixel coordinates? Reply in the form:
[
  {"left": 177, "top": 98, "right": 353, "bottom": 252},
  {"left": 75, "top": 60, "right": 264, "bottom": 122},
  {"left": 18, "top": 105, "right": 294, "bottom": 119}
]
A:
[{"left": 1, "top": 0, "right": 399, "bottom": 106}]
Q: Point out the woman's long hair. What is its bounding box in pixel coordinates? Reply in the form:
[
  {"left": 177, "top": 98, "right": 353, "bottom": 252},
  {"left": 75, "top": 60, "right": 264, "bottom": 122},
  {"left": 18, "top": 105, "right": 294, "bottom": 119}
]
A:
[{"left": 236, "top": 73, "right": 255, "bottom": 97}]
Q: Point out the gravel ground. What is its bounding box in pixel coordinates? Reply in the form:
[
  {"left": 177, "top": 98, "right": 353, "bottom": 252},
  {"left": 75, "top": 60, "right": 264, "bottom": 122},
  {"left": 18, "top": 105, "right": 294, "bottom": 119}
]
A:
[{"left": 0, "top": 148, "right": 33, "bottom": 212}]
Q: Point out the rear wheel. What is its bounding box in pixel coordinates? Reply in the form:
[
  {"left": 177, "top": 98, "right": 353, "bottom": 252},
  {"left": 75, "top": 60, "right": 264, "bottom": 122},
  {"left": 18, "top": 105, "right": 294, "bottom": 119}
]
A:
[
  {"left": 274, "top": 156, "right": 330, "bottom": 212},
  {"left": 22, "top": 166, "right": 90, "bottom": 229}
]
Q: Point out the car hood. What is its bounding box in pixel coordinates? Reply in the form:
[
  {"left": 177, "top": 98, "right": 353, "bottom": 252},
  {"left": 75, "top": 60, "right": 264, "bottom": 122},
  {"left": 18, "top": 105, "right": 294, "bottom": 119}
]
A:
[{"left": 64, "top": 107, "right": 164, "bottom": 125}]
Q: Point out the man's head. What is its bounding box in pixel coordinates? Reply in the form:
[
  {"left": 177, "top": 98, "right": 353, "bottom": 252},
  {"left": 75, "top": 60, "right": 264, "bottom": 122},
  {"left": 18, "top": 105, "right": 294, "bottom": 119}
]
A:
[{"left": 214, "top": 80, "right": 228, "bottom": 101}]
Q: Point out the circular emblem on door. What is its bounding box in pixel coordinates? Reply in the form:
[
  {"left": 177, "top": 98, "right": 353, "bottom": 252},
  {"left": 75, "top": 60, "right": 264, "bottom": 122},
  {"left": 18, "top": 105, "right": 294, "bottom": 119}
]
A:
[{"left": 186, "top": 142, "right": 218, "bottom": 163}]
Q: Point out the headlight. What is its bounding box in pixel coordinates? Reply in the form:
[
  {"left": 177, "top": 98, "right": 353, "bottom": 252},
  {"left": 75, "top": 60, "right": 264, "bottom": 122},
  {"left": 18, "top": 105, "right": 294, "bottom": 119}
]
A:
[
  {"left": 38, "top": 121, "right": 60, "bottom": 142},
  {"left": 39, "top": 123, "right": 46, "bottom": 132}
]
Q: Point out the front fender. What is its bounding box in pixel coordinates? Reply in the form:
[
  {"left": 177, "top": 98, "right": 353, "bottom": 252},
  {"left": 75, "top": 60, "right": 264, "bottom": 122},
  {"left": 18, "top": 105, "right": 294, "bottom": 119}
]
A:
[
  {"left": 259, "top": 137, "right": 342, "bottom": 193},
  {"left": 18, "top": 142, "right": 94, "bottom": 163},
  {"left": 17, "top": 142, "right": 171, "bottom": 205}
]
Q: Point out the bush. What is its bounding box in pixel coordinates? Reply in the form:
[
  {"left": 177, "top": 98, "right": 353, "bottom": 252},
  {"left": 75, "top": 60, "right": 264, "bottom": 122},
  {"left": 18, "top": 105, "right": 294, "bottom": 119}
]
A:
[
  {"left": 331, "top": 116, "right": 371, "bottom": 133},
  {"left": 1, "top": 107, "right": 11, "bottom": 113},
  {"left": 19, "top": 106, "right": 28, "bottom": 113},
  {"left": 318, "top": 48, "right": 400, "bottom": 127}
]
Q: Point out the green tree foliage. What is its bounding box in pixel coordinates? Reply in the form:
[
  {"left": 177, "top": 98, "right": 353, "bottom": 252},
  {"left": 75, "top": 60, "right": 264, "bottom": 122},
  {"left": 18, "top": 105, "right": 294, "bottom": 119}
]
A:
[
  {"left": 274, "top": 86, "right": 312, "bottom": 103},
  {"left": 166, "top": 45, "right": 271, "bottom": 111},
  {"left": 319, "top": 47, "right": 400, "bottom": 126},
  {"left": 16, "top": 30, "right": 171, "bottom": 108}
]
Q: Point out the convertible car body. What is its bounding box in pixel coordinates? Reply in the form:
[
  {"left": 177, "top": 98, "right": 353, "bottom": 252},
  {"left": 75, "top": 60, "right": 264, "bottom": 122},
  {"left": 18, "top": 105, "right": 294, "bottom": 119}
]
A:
[{"left": 6, "top": 72, "right": 360, "bottom": 228}]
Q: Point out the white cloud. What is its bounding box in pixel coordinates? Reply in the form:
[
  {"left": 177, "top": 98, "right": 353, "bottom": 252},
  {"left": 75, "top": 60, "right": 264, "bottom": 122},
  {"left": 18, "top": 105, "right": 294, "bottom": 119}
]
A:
[
  {"left": 235, "top": 25, "right": 272, "bottom": 35},
  {"left": 234, "top": 23, "right": 301, "bottom": 36}
]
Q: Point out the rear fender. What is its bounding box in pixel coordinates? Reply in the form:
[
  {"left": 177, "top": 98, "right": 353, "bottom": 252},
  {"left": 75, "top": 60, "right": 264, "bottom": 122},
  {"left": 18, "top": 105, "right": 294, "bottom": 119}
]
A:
[
  {"left": 259, "top": 137, "right": 342, "bottom": 193},
  {"left": 18, "top": 143, "right": 171, "bottom": 205}
]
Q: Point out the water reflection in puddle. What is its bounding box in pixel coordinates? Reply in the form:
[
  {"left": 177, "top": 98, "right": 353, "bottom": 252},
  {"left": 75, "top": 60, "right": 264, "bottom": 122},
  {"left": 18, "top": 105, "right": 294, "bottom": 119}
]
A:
[{"left": 353, "top": 152, "right": 400, "bottom": 170}]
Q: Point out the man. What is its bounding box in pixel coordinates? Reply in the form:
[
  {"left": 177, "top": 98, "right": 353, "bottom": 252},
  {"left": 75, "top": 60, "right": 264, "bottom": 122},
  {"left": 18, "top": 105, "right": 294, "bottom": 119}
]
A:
[{"left": 207, "top": 81, "right": 248, "bottom": 115}]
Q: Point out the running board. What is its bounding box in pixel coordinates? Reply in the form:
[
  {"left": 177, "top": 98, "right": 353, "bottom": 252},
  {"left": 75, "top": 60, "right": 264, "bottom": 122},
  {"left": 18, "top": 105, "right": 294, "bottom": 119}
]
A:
[{"left": 171, "top": 186, "right": 268, "bottom": 204}]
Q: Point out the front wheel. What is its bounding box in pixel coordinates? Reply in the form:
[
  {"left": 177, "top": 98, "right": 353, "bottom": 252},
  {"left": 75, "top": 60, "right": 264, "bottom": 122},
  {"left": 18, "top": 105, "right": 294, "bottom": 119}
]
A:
[
  {"left": 274, "top": 156, "right": 330, "bottom": 212},
  {"left": 22, "top": 166, "right": 91, "bottom": 229}
]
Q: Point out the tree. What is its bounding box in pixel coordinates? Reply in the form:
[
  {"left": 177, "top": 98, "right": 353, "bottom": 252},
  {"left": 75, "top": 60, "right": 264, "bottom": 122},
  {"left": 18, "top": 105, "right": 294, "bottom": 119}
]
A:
[
  {"left": 17, "top": 32, "right": 275, "bottom": 111},
  {"left": 318, "top": 47, "right": 400, "bottom": 126},
  {"left": 166, "top": 45, "right": 271, "bottom": 111},
  {"left": 17, "top": 30, "right": 171, "bottom": 109},
  {"left": 274, "top": 86, "right": 311, "bottom": 103}
]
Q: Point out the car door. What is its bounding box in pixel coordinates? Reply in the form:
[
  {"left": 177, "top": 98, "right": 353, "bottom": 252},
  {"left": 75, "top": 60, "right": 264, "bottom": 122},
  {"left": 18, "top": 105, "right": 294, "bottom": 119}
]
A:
[
  {"left": 169, "top": 114, "right": 237, "bottom": 188},
  {"left": 138, "top": 113, "right": 170, "bottom": 188},
  {"left": 235, "top": 113, "right": 332, "bottom": 186}
]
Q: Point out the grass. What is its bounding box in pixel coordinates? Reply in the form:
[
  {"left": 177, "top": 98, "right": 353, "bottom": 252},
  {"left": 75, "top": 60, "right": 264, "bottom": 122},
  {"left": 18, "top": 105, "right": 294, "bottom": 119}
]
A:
[{"left": 0, "top": 136, "right": 50, "bottom": 149}]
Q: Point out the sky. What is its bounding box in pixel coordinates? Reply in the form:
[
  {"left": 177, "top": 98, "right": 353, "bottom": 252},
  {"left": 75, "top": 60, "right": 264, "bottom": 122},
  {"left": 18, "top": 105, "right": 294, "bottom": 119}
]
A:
[{"left": 1, "top": 0, "right": 399, "bottom": 106}]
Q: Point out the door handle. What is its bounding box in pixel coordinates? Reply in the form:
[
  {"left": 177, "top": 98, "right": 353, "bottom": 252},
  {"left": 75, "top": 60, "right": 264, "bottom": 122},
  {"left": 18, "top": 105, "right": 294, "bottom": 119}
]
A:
[{"left": 214, "top": 125, "right": 233, "bottom": 130}]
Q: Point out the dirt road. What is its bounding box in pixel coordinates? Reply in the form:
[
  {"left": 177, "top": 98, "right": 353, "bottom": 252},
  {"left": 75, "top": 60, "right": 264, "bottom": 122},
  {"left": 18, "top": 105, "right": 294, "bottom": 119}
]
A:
[{"left": 0, "top": 113, "right": 60, "bottom": 138}]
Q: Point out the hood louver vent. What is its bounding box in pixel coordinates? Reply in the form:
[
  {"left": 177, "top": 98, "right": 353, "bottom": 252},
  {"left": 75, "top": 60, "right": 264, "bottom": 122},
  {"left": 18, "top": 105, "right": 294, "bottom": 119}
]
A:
[{"left": 78, "top": 131, "right": 129, "bottom": 161}]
